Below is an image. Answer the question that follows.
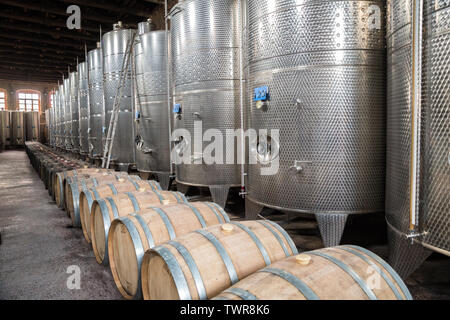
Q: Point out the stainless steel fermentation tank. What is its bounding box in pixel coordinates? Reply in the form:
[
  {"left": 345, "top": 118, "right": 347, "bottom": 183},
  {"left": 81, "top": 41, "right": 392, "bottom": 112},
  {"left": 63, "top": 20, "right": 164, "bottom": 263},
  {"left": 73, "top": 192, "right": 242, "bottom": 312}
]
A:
[
  {"left": 24, "top": 111, "right": 39, "bottom": 142},
  {"left": 10, "top": 111, "right": 25, "bottom": 146},
  {"left": 78, "top": 62, "right": 90, "bottom": 155},
  {"left": 88, "top": 44, "right": 104, "bottom": 159},
  {"left": 102, "top": 23, "right": 136, "bottom": 170},
  {"left": 69, "top": 71, "right": 80, "bottom": 153},
  {"left": 245, "top": 0, "right": 386, "bottom": 247},
  {"left": 386, "top": 0, "right": 450, "bottom": 279},
  {"left": 134, "top": 21, "right": 171, "bottom": 189},
  {"left": 0, "top": 110, "right": 11, "bottom": 148},
  {"left": 57, "top": 84, "right": 65, "bottom": 149},
  {"left": 63, "top": 77, "right": 71, "bottom": 150},
  {"left": 171, "top": 0, "right": 242, "bottom": 207}
]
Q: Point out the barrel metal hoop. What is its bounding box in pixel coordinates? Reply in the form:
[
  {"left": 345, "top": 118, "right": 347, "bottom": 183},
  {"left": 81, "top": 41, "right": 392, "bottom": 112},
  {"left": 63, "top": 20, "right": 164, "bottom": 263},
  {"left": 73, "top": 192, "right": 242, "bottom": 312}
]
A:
[
  {"left": 255, "top": 220, "right": 290, "bottom": 258},
  {"left": 149, "top": 207, "right": 176, "bottom": 240},
  {"left": 58, "top": 174, "right": 64, "bottom": 206},
  {"left": 344, "top": 245, "right": 413, "bottom": 300},
  {"left": 108, "top": 183, "right": 118, "bottom": 195},
  {"left": 335, "top": 246, "right": 404, "bottom": 300},
  {"left": 167, "top": 240, "right": 207, "bottom": 300},
  {"left": 260, "top": 268, "right": 319, "bottom": 300},
  {"left": 146, "top": 180, "right": 156, "bottom": 192},
  {"left": 118, "top": 216, "right": 145, "bottom": 300},
  {"left": 172, "top": 192, "right": 184, "bottom": 204},
  {"left": 309, "top": 251, "right": 377, "bottom": 300},
  {"left": 195, "top": 229, "right": 239, "bottom": 284},
  {"left": 105, "top": 197, "right": 119, "bottom": 219},
  {"left": 177, "top": 192, "right": 189, "bottom": 203},
  {"left": 97, "top": 198, "right": 112, "bottom": 266},
  {"left": 71, "top": 183, "right": 81, "bottom": 226},
  {"left": 153, "top": 190, "right": 165, "bottom": 203},
  {"left": 152, "top": 245, "right": 192, "bottom": 300},
  {"left": 152, "top": 180, "right": 162, "bottom": 191},
  {"left": 265, "top": 220, "right": 298, "bottom": 255},
  {"left": 132, "top": 213, "right": 156, "bottom": 248},
  {"left": 126, "top": 192, "right": 140, "bottom": 212},
  {"left": 208, "top": 202, "right": 230, "bottom": 223},
  {"left": 185, "top": 203, "right": 207, "bottom": 228},
  {"left": 127, "top": 177, "right": 140, "bottom": 190},
  {"left": 92, "top": 187, "right": 101, "bottom": 200},
  {"left": 225, "top": 288, "right": 259, "bottom": 301},
  {"left": 203, "top": 202, "right": 225, "bottom": 224},
  {"left": 84, "top": 189, "right": 95, "bottom": 210},
  {"left": 230, "top": 222, "right": 271, "bottom": 266}
]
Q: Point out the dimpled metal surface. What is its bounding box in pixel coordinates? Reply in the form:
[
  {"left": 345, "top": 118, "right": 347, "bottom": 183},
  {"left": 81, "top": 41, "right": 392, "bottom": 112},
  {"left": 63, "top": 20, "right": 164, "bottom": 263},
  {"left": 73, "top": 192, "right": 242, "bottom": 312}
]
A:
[
  {"left": 70, "top": 71, "right": 80, "bottom": 152},
  {"left": 102, "top": 28, "right": 136, "bottom": 165},
  {"left": 88, "top": 47, "right": 104, "bottom": 159},
  {"left": 78, "top": 62, "right": 89, "bottom": 155},
  {"left": 422, "top": 0, "right": 450, "bottom": 254},
  {"left": 135, "top": 30, "right": 171, "bottom": 174},
  {"left": 171, "top": 0, "right": 241, "bottom": 187},
  {"left": 246, "top": 0, "right": 386, "bottom": 214},
  {"left": 63, "top": 78, "right": 71, "bottom": 150}
]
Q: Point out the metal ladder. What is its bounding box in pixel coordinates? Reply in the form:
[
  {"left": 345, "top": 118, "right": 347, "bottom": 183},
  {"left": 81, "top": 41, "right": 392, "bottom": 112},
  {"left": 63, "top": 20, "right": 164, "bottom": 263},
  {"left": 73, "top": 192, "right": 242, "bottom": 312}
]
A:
[{"left": 101, "top": 31, "right": 137, "bottom": 169}]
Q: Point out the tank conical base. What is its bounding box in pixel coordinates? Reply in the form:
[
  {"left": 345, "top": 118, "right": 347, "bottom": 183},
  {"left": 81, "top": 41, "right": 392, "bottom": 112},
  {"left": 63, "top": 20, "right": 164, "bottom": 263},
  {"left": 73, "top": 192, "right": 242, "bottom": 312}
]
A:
[
  {"left": 387, "top": 223, "right": 431, "bottom": 280},
  {"left": 209, "top": 185, "right": 230, "bottom": 209},
  {"left": 315, "top": 213, "right": 348, "bottom": 247},
  {"left": 245, "top": 198, "right": 264, "bottom": 220},
  {"left": 156, "top": 173, "right": 171, "bottom": 191}
]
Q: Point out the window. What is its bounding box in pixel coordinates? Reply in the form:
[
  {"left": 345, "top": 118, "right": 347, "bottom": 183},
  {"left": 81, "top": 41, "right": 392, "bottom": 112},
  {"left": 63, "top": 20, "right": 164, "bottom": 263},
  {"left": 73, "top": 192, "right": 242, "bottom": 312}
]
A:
[
  {"left": 0, "top": 89, "right": 6, "bottom": 110},
  {"left": 17, "top": 90, "right": 40, "bottom": 112}
]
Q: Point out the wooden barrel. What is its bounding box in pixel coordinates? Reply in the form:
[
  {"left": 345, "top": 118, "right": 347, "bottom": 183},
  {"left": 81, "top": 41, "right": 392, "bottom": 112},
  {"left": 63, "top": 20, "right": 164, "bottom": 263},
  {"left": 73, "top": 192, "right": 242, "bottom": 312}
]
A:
[
  {"left": 54, "top": 168, "right": 108, "bottom": 209},
  {"left": 108, "top": 202, "right": 230, "bottom": 300},
  {"left": 140, "top": 220, "right": 298, "bottom": 300},
  {"left": 65, "top": 174, "right": 142, "bottom": 227},
  {"left": 80, "top": 179, "right": 162, "bottom": 243},
  {"left": 90, "top": 189, "right": 188, "bottom": 265},
  {"left": 213, "top": 245, "right": 413, "bottom": 300}
]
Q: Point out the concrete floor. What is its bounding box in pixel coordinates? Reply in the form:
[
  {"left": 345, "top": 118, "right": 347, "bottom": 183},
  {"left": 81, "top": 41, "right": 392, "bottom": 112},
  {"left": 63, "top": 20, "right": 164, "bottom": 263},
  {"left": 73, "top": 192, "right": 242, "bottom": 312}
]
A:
[
  {"left": 0, "top": 149, "right": 449, "bottom": 300},
  {"left": 0, "top": 150, "right": 122, "bottom": 299}
]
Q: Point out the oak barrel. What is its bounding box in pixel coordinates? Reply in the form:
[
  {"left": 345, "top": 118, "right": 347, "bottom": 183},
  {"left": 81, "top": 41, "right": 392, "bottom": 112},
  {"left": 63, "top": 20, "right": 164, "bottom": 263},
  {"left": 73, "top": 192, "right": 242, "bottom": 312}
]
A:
[
  {"left": 90, "top": 189, "right": 188, "bottom": 265},
  {"left": 66, "top": 173, "right": 142, "bottom": 227},
  {"left": 54, "top": 168, "right": 108, "bottom": 208},
  {"left": 213, "top": 245, "right": 413, "bottom": 300},
  {"left": 141, "top": 220, "right": 298, "bottom": 300},
  {"left": 108, "top": 202, "right": 230, "bottom": 299},
  {"left": 80, "top": 179, "right": 162, "bottom": 243}
]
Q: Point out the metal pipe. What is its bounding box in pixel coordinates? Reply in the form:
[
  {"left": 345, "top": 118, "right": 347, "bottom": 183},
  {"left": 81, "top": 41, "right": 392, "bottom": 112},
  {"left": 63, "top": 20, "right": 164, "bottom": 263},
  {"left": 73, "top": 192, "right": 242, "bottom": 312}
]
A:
[
  {"left": 409, "top": 0, "right": 424, "bottom": 231},
  {"left": 238, "top": 0, "right": 246, "bottom": 195}
]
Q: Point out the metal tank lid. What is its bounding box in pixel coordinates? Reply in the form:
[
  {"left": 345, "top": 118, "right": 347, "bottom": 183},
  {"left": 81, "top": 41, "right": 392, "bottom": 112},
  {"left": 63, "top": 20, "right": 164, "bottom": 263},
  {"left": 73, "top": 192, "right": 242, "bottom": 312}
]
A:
[{"left": 138, "top": 19, "right": 152, "bottom": 35}]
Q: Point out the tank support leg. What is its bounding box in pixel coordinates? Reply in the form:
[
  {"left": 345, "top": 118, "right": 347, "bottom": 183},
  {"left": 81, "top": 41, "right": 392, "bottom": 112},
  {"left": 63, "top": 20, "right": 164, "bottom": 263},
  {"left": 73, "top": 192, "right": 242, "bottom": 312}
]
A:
[
  {"left": 315, "top": 213, "right": 348, "bottom": 247},
  {"left": 209, "top": 185, "right": 230, "bottom": 209},
  {"left": 245, "top": 198, "right": 264, "bottom": 220},
  {"left": 157, "top": 173, "right": 171, "bottom": 191},
  {"left": 387, "top": 224, "right": 431, "bottom": 280}
]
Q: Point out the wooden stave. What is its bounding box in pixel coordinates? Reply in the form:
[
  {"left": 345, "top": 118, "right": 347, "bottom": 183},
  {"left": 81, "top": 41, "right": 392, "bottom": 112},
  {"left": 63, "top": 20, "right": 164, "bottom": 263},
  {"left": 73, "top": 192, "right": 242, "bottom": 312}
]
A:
[
  {"left": 90, "top": 190, "right": 188, "bottom": 265},
  {"left": 79, "top": 179, "right": 162, "bottom": 243},
  {"left": 212, "top": 245, "right": 413, "bottom": 301},
  {"left": 108, "top": 202, "right": 230, "bottom": 300},
  {"left": 66, "top": 174, "right": 143, "bottom": 228}
]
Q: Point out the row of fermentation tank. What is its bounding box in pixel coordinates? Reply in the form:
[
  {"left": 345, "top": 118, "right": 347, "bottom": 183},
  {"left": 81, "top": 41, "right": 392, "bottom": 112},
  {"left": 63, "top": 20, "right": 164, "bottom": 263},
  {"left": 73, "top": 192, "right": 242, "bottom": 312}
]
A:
[
  {"left": 46, "top": 0, "right": 449, "bottom": 278},
  {"left": 0, "top": 110, "right": 40, "bottom": 148}
]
